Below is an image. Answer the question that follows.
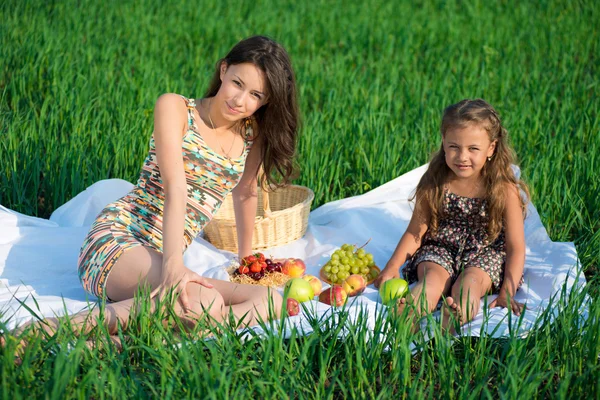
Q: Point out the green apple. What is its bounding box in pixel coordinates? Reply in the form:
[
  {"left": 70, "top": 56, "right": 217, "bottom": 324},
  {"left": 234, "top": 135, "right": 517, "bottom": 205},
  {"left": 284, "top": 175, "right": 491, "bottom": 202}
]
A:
[
  {"left": 379, "top": 278, "right": 409, "bottom": 304},
  {"left": 284, "top": 278, "right": 315, "bottom": 303}
]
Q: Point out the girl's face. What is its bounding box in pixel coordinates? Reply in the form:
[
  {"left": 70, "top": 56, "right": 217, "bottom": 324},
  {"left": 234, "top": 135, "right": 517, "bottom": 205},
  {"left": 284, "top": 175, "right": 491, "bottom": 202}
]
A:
[
  {"left": 214, "top": 62, "right": 268, "bottom": 123},
  {"left": 443, "top": 123, "right": 496, "bottom": 181}
]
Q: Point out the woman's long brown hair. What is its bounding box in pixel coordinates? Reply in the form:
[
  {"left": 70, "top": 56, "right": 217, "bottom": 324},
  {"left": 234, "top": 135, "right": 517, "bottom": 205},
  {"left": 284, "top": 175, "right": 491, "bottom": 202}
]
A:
[
  {"left": 204, "top": 35, "right": 300, "bottom": 188},
  {"left": 413, "top": 99, "right": 530, "bottom": 242}
]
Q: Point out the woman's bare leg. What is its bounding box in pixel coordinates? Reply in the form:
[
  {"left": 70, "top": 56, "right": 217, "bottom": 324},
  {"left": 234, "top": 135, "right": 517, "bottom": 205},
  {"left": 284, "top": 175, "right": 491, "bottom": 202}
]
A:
[
  {"left": 106, "top": 247, "right": 279, "bottom": 326},
  {"left": 104, "top": 246, "right": 164, "bottom": 301},
  {"left": 204, "top": 279, "right": 283, "bottom": 326},
  {"left": 6, "top": 246, "right": 280, "bottom": 355}
]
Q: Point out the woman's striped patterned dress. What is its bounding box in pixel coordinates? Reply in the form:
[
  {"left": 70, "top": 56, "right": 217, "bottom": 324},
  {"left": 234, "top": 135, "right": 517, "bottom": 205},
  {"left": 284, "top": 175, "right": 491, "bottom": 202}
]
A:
[{"left": 77, "top": 96, "right": 254, "bottom": 300}]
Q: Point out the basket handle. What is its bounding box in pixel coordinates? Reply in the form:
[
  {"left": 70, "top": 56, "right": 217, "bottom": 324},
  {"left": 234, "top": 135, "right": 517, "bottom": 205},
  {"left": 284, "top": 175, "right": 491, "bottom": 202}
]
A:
[{"left": 259, "top": 169, "right": 272, "bottom": 219}]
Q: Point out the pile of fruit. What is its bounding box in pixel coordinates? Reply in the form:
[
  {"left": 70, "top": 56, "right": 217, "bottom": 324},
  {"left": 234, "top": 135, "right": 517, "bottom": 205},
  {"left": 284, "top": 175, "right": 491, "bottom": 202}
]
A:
[
  {"left": 229, "top": 252, "right": 290, "bottom": 287},
  {"left": 229, "top": 253, "right": 308, "bottom": 287},
  {"left": 232, "top": 252, "right": 284, "bottom": 281},
  {"left": 320, "top": 243, "right": 380, "bottom": 284}
]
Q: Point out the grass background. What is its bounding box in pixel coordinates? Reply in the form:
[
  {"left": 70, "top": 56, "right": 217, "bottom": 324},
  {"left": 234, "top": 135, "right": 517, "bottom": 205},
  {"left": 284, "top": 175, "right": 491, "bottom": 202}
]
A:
[{"left": 1, "top": 0, "right": 599, "bottom": 398}]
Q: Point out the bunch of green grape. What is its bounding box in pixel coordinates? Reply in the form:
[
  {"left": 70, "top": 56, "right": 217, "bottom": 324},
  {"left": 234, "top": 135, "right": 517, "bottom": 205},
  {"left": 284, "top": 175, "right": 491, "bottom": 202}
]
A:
[{"left": 321, "top": 244, "right": 379, "bottom": 284}]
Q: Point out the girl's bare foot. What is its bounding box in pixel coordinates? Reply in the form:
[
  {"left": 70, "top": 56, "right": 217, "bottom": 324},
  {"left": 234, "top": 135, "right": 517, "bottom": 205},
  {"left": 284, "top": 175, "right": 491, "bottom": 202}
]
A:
[
  {"left": 396, "top": 297, "right": 408, "bottom": 315},
  {"left": 394, "top": 297, "right": 425, "bottom": 334},
  {"left": 441, "top": 297, "right": 463, "bottom": 334}
]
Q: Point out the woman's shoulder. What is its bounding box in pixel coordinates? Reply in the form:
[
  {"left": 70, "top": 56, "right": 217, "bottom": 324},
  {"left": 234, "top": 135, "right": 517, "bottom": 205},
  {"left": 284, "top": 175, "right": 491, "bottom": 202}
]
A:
[
  {"left": 155, "top": 93, "right": 189, "bottom": 109},
  {"left": 150, "top": 94, "right": 193, "bottom": 138},
  {"left": 153, "top": 93, "right": 190, "bottom": 122}
]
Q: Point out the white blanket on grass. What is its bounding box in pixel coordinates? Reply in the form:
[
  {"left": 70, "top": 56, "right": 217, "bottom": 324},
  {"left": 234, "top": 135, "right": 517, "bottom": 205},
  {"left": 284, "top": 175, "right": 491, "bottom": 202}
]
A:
[{"left": 0, "top": 165, "right": 586, "bottom": 338}]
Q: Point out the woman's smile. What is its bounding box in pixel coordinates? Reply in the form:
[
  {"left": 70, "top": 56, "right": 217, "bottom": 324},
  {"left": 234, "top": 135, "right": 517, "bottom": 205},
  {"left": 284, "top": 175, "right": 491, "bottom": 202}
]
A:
[{"left": 225, "top": 101, "right": 242, "bottom": 114}]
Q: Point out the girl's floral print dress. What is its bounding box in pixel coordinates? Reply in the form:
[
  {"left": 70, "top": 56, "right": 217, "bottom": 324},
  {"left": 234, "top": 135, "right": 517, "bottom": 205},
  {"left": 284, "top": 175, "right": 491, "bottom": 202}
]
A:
[{"left": 402, "top": 189, "right": 516, "bottom": 293}]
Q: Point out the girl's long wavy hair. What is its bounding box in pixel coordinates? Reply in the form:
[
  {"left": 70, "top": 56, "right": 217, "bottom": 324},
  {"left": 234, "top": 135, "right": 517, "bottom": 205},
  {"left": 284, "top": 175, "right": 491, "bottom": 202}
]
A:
[
  {"left": 413, "top": 99, "right": 530, "bottom": 242},
  {"left": 204, "top": 35, "right": 300, "bottom": 188}
]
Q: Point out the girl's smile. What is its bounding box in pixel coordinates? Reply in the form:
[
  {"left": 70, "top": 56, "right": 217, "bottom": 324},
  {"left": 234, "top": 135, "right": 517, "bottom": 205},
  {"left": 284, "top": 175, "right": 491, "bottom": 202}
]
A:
[{"left": 443, "top": 124, "right": 496, "bottom": 180}]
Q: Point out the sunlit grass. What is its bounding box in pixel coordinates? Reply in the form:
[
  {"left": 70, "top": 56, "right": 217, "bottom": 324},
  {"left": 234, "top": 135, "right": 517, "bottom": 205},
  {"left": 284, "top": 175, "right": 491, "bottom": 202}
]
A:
[{"left": 1, "top": 279, "right": 598, "bottom": 398}]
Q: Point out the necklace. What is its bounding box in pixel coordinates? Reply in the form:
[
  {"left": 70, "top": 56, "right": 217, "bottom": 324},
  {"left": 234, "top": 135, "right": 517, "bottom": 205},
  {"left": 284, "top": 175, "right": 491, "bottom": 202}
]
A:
[{"left": 206, "top": 98, "right": 236, "bottom": 159}]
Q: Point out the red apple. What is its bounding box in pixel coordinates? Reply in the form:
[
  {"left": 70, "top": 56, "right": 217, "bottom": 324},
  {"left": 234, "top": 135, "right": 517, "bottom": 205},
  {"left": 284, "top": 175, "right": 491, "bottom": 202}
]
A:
[
  {"left": 302, "top": 275, "right": 323, "bottom": 296},
  {"left": 281, "top": 258, "right": 306, "bottom": 278},
  {"left": 342, "top": 274, "right": 366, "bottom": 297},
  {"left": 286, "top": 298, "right": 300, "bottom": 316},
  {"left": 318, "top": 285, "right": 348, "bottom": 307}
]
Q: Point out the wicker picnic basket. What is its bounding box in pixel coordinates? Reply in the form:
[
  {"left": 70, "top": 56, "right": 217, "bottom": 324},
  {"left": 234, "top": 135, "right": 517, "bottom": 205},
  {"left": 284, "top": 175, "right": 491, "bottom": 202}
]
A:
[{"left": 204, "top": 183, "right": 314, "bottom": 252}]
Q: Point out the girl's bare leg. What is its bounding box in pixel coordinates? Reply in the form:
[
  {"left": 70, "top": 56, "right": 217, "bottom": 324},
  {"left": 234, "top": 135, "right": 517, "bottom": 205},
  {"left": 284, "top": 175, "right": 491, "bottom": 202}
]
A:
[
  {"left": 442, "top": 267, "right": 492, "bottom": 333},
  {"left": 396, "top": 262, "right": 451, "bottom": 331},
  {"left": 398, "top": 262, "right": 451, "bottom": 315}
]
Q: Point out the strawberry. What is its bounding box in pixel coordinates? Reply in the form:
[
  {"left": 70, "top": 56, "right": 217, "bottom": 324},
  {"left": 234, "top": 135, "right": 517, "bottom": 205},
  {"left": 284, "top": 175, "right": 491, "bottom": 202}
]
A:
[
  {"left": 255, "top": 253, "right": 266, "bottom": 263},
  {"left": 260, "top": 262, "right": 267, "bottom": 270},
  {"left": 249, "top": 261, "right": 262, "bottom": 273},
  {"left": 238, "top": 265, "right": 249, "bottom": 275}
]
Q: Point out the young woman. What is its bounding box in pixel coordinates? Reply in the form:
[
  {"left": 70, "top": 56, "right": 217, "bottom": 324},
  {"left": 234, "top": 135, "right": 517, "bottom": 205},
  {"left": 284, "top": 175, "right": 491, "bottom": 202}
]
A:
[{"left": 11, "top": 35, "right": 300, "bottom": 346}]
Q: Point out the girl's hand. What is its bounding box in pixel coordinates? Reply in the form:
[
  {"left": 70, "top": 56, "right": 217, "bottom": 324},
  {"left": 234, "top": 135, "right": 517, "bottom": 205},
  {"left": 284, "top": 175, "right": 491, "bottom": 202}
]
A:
[
  {"left": 489, "top": 291, "right": 526, "bottom": 316},
  {"left": 152, "top": 262, "right": 214, "bottom": 312},
  {"left": 373, "top": 267, "right": 400, "bottom": 289}
]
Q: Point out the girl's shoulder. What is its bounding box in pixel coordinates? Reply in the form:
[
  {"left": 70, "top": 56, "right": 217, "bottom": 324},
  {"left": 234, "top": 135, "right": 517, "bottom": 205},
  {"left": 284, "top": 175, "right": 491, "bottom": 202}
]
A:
[{"left": 502, "top": 181, "right": 521, "bottom": 200}]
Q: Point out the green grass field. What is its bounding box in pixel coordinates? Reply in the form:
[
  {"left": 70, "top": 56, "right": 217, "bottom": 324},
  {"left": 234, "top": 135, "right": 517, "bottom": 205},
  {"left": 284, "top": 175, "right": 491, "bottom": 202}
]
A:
[{"left": 1, "top": 0, "right": 599, "bottom": 398}]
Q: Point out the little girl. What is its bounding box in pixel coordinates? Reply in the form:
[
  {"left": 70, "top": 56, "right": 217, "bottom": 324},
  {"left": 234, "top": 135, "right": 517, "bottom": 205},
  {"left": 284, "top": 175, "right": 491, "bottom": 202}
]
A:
[{"left": 374, "top": 99, "right": 529, "bottom": 330}]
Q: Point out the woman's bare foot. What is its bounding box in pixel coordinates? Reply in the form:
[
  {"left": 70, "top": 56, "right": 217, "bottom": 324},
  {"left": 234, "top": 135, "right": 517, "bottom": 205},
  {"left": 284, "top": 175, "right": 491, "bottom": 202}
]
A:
[
  {"left": 441, "top": 297, "right": 463, "bottom": 334},
  {"left": 85, "top": 335, "right": 123, "bottom": 352},
  {"left": 1, "top": 333, "right": 28, "bottom": 365}
]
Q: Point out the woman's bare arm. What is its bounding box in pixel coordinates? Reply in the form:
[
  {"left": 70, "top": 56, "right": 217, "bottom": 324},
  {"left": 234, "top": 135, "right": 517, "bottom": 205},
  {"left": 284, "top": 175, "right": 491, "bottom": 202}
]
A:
[
  {"left": 153, "top": 94, "right": 212, "bottom": 310},
  {"left": 231, "top": 133, "right": 263, "bottom": 259}
]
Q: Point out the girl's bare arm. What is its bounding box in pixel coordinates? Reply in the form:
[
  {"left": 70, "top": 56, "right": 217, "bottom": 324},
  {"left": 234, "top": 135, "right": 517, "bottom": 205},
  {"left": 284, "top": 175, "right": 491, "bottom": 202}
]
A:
[
  {"left": 489, "top": 184, "right": 526, "bottom": 314},
  {"left": 374, "top": 198, "right": 430, "bottom": 288}
]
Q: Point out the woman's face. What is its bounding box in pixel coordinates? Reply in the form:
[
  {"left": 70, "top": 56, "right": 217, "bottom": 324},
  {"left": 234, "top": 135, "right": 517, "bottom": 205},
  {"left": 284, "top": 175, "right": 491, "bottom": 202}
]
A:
[{"left": 215, "top": 62, "right": 268, "bottom": 122}]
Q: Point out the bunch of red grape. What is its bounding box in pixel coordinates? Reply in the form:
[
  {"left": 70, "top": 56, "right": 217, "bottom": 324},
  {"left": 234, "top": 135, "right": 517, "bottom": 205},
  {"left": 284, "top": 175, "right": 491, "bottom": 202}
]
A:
[{"left": 233, "top": 252, "right": 283, "bottom": 281}]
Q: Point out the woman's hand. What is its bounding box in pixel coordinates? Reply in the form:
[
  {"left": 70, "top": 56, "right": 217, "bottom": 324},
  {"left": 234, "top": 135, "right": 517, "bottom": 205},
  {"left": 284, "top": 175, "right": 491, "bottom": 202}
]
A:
[
  {"left": 373, "top": 267, "right": 400, "bottom": 289},
  {"left": 489, "top": 289, "right": 526, "bottom": 316},
  {"left": 153, "top": 262, "right": 214, "bottom": 312}
]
